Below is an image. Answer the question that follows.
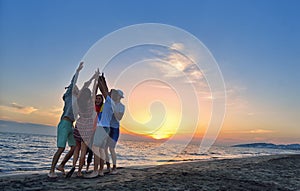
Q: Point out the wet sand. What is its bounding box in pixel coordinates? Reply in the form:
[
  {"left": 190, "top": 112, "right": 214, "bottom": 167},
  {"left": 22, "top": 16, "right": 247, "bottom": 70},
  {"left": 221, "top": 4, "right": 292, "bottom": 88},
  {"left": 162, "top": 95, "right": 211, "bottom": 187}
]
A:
[{"left": 1, "top": 154, "right": 299, "bottom": 191}]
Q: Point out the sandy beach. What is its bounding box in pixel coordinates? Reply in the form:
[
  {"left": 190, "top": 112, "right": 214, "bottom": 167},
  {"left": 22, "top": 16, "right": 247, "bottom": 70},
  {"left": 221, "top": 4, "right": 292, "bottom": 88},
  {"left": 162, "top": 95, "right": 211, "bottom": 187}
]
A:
[{"left": 1, "top": 154, "right": 299, "bottom": 191}]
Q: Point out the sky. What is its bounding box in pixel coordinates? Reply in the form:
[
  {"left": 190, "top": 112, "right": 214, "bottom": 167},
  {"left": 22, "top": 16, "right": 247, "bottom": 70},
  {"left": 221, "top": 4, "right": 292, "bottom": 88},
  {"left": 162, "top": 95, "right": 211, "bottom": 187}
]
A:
[{"left": 0, "top": 0, "right": 299, "bottom": 144}]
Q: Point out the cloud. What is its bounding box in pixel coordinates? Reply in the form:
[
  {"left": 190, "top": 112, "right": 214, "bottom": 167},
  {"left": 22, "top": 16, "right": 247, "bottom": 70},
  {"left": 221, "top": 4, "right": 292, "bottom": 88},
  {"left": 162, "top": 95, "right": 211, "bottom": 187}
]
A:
[
  {"left": 170, "top": 43, "right": 185, "bottom": 51},
  {"left": 10, "top": 103, "right": 25, "bottom": 110},
  {"left": 228, "top": 129, "right": 275, "bottom": 134},
  {"left": 150, "top": 45, "right": 205, "bottom": 85},
  {"left": 248, "top": 129, "right": 275, "bottom": 134},
  {"left": 148, "top": 44, "right": 228, "bottom": 104},
  {"left": 224, "top": 129, "right": 276, "bottom": 136},
  {"left": 0, "top": 102, "right": 38, "bottom": 114},
  {"left": 35, "top": 107, "right": 61, "bottom": 118}
]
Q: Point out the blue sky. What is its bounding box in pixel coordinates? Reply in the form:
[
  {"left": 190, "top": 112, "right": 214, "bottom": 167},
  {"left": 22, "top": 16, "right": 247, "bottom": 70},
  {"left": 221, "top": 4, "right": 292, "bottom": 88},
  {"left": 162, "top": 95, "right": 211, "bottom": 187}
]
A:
[{"left": 0, "top": 0, "right": 299, "bottom": 143}]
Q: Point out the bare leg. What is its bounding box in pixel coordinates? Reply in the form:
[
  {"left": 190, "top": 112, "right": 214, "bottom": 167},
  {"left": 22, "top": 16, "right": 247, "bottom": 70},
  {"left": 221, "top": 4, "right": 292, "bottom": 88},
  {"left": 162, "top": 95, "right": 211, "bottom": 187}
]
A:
[
  {"left": 105, "top": 145, "right": 109, "bottom": 162},
  {"left": 60, "top": 146, "right": 75, "bottom": 166},
  {"left": 65, "top": 142, "right": 79, "bottom": 178},
  {"left": 83, "top": 145, "right": 100, "bottom": 178},
  {"left": 92, "top": 145, "right": 100, "bottom": 171},
  {"left": 93, "top": 153, "right": 100, "bottom": 171},
  {"left": 56, "top": 145, "right": 75, "bottom": 173},
  {"left": 99, "top": 148, "right": 105, "bottom": 176},
  {"left": 105, "top": 145, "right": 110, "bottom": 170},
  {"left": 50, "top": 147, "right": 65, "bottom": 173},
  {"left": 86, "top": 148, "right": 93, "bottom": 171},
  {"left": 109, "top": 147, "right": 117, "bottom": 170},
  {"left": 78, "top": 142, "right": 88, "bottom": 176},
  {"left": 72, "top": 141, "right": 81, "bottom": 167}
]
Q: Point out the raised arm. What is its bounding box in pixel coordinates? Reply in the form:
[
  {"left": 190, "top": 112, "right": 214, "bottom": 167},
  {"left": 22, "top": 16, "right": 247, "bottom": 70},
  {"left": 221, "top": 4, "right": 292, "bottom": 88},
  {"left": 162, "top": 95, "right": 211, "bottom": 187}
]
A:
[
  {"left": 65, "top": 62, "right": 83, "bottom": 95},
  {"left": 91, "top": 69, "right": 100, "bottom": 102},
  {"left": 82, "top": 72, "right": 96, "bottom": 89},
  {"left": 98, "top": 73, "right": 109, "bottom": 98}
]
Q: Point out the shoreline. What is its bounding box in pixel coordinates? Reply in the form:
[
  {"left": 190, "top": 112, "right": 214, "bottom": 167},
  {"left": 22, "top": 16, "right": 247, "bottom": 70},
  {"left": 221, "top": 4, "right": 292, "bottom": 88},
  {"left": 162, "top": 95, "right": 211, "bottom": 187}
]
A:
[
  {"left": 1, "top": 154, "right": 299, "bottom": 190},
  {"left": 0, "top": 154, "right": 275, "bottom": 177},
  {"left": 0, "top": 152, "right": 297, "bottom": 175}
]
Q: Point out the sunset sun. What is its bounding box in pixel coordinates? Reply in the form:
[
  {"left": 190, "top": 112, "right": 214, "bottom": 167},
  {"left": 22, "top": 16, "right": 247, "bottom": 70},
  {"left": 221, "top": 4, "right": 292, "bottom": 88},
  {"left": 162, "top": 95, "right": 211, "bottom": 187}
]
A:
[{"left": 150, "top": 132, "right": 171, "bottom": 140}]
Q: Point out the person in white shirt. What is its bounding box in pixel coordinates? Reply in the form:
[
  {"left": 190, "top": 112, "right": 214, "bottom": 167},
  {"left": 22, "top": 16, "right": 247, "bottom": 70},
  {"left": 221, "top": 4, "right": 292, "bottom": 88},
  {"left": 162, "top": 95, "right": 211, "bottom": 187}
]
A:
[
  {"left": 105, "top": 89, "right": 125, "bottom": 174},
  {"left": 87, "top": 73, "right": 124, "bottom": 178}
]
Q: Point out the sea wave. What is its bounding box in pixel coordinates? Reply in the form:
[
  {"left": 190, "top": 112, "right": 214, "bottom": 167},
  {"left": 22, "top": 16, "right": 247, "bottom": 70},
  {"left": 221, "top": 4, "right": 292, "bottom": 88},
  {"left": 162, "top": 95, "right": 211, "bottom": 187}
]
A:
[{"left": 1, "top": 132, "right": 300, "bottom": 175}]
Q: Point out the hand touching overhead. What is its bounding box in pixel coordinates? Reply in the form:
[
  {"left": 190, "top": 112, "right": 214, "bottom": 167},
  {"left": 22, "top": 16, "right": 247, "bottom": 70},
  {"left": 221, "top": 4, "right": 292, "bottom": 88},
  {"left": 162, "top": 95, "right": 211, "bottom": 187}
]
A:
[
  {"left": 77, "top": 61, "right": 84, "bottom": 72},
  {"left": 93, "top": 68, "right": 100, "bottom": 80}
]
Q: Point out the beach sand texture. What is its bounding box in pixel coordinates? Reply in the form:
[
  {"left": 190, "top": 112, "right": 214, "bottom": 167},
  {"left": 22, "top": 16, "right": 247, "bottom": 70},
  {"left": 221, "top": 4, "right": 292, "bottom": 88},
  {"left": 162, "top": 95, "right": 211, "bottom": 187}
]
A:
[{"left": 1, "top": 154, "right": 299, "bottom": 191}]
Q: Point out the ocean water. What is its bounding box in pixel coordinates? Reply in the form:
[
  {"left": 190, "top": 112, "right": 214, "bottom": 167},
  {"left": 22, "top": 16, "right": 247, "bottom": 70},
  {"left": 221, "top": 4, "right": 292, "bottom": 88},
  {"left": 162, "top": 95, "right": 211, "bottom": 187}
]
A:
[{"left": 0, "top": 132, "right": 299, "bottom": 176}]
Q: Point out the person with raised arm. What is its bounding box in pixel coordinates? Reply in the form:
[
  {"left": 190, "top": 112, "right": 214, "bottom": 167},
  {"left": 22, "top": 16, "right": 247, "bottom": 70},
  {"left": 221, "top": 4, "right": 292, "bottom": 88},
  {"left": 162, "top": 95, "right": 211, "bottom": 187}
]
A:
[
  {"left": 86, "top": 93, "right": 104, "bottom": 173},
  {"left": 65, "top": 69, "right": 100, "bottom": 177},
  {"left": 86, "top": 73, "right": 125, "bottom": 178},
  {"left": 105, "top": 88, "right": 125, "bottom": 174},
  {"left": 48, "top": 62, "right": 83, "bottom": 178}
]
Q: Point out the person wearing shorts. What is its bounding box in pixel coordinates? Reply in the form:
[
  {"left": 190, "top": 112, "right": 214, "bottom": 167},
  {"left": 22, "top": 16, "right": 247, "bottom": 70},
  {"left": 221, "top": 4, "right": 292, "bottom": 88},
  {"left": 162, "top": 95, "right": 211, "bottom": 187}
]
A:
[
  {"left": 57, "top": 120, "right": 76, "bottom": 148},
  {"left": 86, "top": 73, "right": 122, "bottom": 178},
  {"left": 65, "top": 70, "right": 99, "bottom": 178},
  {"left": 88, "top": 94, "right": 113, "bottom": 177},
  {"left": 105, "top": 90, "right": 125, "bottom": 174},
  {"left": 48, "top": 62, "right": 83, "bottom": 178}
]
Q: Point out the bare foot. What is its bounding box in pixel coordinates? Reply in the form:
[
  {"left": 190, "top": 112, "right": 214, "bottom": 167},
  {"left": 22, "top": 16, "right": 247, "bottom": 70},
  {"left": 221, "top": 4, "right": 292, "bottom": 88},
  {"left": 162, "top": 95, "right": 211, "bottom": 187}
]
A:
[
  {"left": 48, "top": 172, "right": 57, "bottom": 178},
  {"left": 56, "top": 165, "right": 65, "bottom": 175},
  {"left": 77, "top": 171, "right": 83, "bottom": 177},
  {"left": 98, "top": 170, "right": 104, "bottom": 177}
]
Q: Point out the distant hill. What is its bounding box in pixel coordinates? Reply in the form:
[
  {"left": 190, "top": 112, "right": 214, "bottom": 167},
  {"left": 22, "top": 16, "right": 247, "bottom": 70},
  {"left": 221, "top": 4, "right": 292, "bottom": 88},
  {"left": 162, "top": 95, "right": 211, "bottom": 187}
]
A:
[
  {"left": 0, "top": 120, "right": 56, "bottom": 136},
  {"left": 232, "top": 143, "right": 300, "bottom": 150}
]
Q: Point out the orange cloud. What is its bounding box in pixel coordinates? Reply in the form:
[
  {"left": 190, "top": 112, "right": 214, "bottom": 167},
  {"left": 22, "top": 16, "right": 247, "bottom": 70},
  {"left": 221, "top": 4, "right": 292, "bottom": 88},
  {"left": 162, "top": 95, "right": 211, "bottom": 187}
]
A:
[
  {"left": 248, "top": 129, "right": 275, "bottom": 134},
  {"left": 0, "top": 102, "right": 38, "bottom": 114}
]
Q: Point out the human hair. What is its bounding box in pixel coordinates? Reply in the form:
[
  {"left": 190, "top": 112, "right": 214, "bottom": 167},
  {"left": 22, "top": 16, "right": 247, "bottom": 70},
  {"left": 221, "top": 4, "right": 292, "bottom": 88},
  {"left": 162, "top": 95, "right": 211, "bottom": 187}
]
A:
[
  {"left": 95, "top": 94, "right": 104, "bottom": 106},
  {"left": 77, "top": 88, "right": 91, "bottom": 112},
  {"left": 110, "top": 89, "right": 121, "bottom": 102}
]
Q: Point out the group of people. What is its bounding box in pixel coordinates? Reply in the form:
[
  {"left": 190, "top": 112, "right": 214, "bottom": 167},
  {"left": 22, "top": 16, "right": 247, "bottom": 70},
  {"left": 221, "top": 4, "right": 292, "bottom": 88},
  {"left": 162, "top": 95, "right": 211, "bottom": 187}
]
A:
[{"left": 48, "top": 62, "right": 125, "bottom": 178}]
